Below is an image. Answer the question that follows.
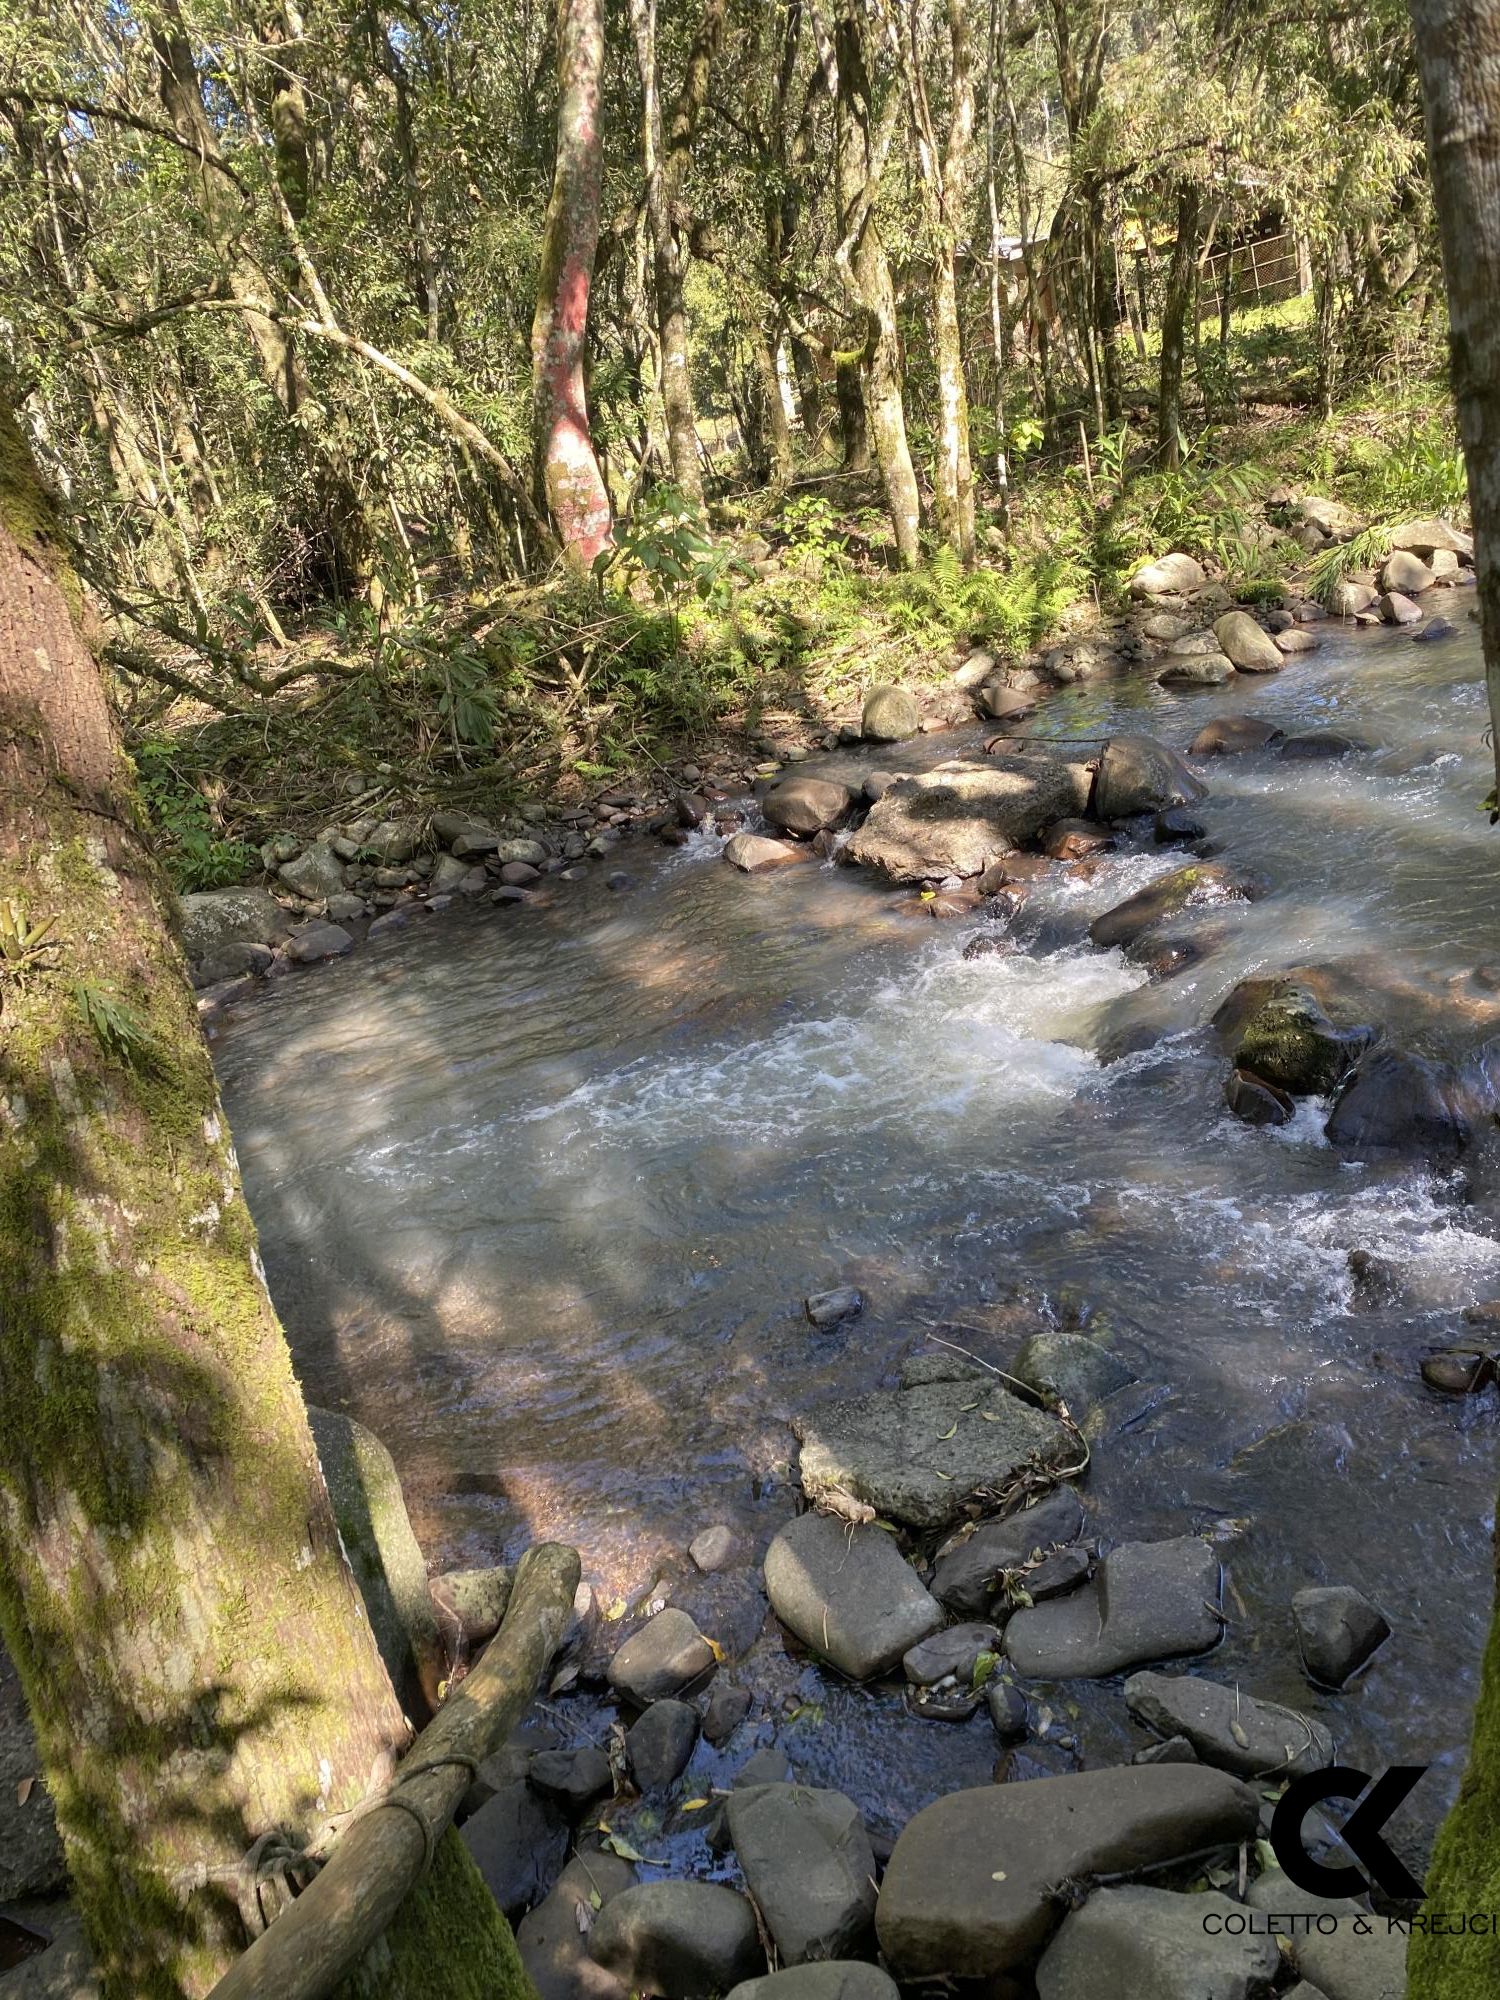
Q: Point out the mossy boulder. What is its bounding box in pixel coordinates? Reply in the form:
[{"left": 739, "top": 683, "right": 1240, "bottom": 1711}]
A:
[
  {"left": 308, "top": 1408, "right": 444, "bottom": 1720},
  {"left": 1232, "top": 983, "right": 1377, "bottom": 1097}
]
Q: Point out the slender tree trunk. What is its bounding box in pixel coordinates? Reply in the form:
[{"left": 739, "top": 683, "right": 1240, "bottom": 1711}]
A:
[
  {"left": 1407, "top": 20, "right": 1500, "bottom": 1966},
  {"left": 1158, "top": 180, "right": 1200, "bottom": 468},
  {"left": 0, "top": 401, "right": 522, "bottom": 1999},
  {"left": 531, "top": 0, "right": 613, "bottom": 567},
  {"left": 752, "top": 324, "right": 794, "bottom": 486},
  {"left": 836, "top": 357, "right": 870, "bottom": 468}
]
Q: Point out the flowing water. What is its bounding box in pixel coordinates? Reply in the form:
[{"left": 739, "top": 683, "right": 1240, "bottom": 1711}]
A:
[{"left": 212, "top": 614, "right": 1500, "bottom": 1866}]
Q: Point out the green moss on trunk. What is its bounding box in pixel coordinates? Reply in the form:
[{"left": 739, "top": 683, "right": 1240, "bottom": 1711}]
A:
[{"left": 334, "top": 1833, "right": 538, "bottom": 2000}]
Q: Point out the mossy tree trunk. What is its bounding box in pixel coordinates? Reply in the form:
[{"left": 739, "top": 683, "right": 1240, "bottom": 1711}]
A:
[{"left": 0, "top": 399, "right": 513, "bottom": 1999}]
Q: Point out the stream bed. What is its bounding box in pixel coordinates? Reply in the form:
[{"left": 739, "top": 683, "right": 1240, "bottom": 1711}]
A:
[{"left": 212, "top": 615, "right": 1500, "bottom": 1873}]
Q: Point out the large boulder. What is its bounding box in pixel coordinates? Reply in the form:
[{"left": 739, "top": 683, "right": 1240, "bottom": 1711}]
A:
[
  {"left": 1324, "top": 1047, "right": 1472, "bottom": 1156},
  {"left": 762, "top": 777, "right": 855, "bottom": 836},
  {"left": 875, "top": 1767, "right": 1261, "bottom": 1979},
  {"left": 1005, "top": 1539, "right": 1222, "bottom": 1679},
  {"left": 792, "top": 1380, "right": 1075, "bottom": 1531},
  {"left": 930, "top": 1487, "right": 1088, "bottom": 1617},
  {"left": 1124, "top": 1671, "right": 1333, "bottom": 1778},
  {"left": 307, "top": 1408, "right": 443, "bottom": 1718},
  {"left": 1390, "top": 515, "right": 1473, "bottom": 560},
  {"left": 1231, "top": 982, "right": 1376, "bottom": 1096},
  {"left": 1, "top": 1640, "right": 65, "bottom": 1900},
  {"left": 516, "top": 1852, "right": 638, "bottom": 2000},
  {"left": 588, "top": 1882, "right": 764, "bottom": 1998},
  {"left": 1092, "top": 736, "right": 1207, "bottom": 820},
  {"left": 726, "top": 1784, "right": 877, "bottom": 1964},
  {"left": 178, "top": 885, "right": 289, "bottom": 961},
  {"left": 1329, "top": 580, "right": 1377, "bottom": 617},
  {"left": 1036, "top": 1886, "right": 1280, "bottom": 2000},
  {"left": 1212, "top": 612, "right": 1284, "bottom": 674},
  {"left": 1381, "top": 549, "right": 1435, "bottom": 595},
  {"left": 844, "top": 755, "right": 1090, "bottom": 883},
  {"left": 861, "top": 685, "right": 920, "bottom": 742},
  {"left": 1129, "top": 553, "right": 1206, "bottom": 598},
  {"left": 1089, "top": 864, "right": 1260, "bottom": 952},
  {"left": 763, "top": 1514, "right": 942, "bottom": 1680}
]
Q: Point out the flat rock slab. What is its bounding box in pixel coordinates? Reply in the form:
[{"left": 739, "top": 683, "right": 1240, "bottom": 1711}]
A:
[
  {"left": 763, "top": 1513, "right": 942, "bottom": 1680},
  {"left": 589, "top": 1882, "right": 765, "bottom": 1999},
  {"left": 1125, "top": 1670, "right": 1334, "bottom": 1778},
  {"left": 793, "top": 1381, "right": 1075, "bottom": 1531},
  {"left": 875, "top": 1766, "right": 1260, "bottom": 1979},
  {"left": 1005, "top": 1539, "right": 1221, "bottom": 1678},
  {"left": 1036, "top": 1886, "right": 1280, "bottom": 2000},
  {"left": 725, "top": 1784, "right": 877, "bottom": 1965},
  {"left": 844, "top": 755, "right": 1091, "bottom": 883},
  {"left": 930, "top": 1487, "right": 1088, "bottom": 1616},
  {"left": 726, "top": 1966, "right": 898, "bottom": 2000}
]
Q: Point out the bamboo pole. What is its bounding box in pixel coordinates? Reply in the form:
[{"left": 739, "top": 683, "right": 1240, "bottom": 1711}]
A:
[{"left": 206, "top": 1541, "right": 581, "bottom": 2000}]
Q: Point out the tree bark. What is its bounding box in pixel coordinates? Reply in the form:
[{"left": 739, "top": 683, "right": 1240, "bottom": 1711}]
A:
[
  {"left": 0, "top": 400, "right": 511, "bottom": 1999},
  {"left": 531, "top": 0, "right": 613, "bottom": 569},
  {"left": 1158, "top": 180, "right": 1200, "bottom": 468},
  {"left": 829, "top": 9, "right": 921, "bottom": 567}
]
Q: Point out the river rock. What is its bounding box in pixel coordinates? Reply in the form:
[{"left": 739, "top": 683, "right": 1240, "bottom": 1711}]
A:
[
  {"left": 930, "top": 1487, "right": 1088, "bottom": 1616},
  {"left": 278, "top": 841, "right": 346, "bottom": 899},
  {"left": 1155, "top": 807, "right": 1207, "bottom": 844},
  {"left": 689, "top": 1525, "right": 739, "bottom": 1573},
  {"left": 723, "top": 833, "right": 804, "bottom": 873},
  {"left": 762, "top": 777, "right": 855, "bottom": 836},
  {"left": 192, "top": 937, "right": 275, "bottom": 985},
  {"left": 1381, "top": 590, "right": 1423, "bottom": 625},
  {"left": 1275, "top": 626, "right": 1319, "bottom": 654},
  {"left": 1005, "top": 1539, "right": 1222, "bottom": 1678},
  {"left": 1124, "top": 1670, "right": 1333, "bottom": 1777},
  {"left": 875, "top": 1766, "right": 1260, "bottom": 1979},
  {"left": 861, "top": 685, "right": 920, "bottom": 742},
  {"left": 726, "top": 1784, "right": 877, "bottom": 1965},
  {"left": 844, "top": 754, "right": 1090, "bottom": 883},
  {"left": 977, "top": 682, "right": 1035, "bottom": 722},
  {"left": 529, "top": 1745, "right": 614, "bottom": 1814},
  {"left": 1130, "top": 552, "right": 1206, "bottom": 597},
  {"left": 1157, "top": 649, "right": 1234, "bottom": 685},
  {"left": 1391, "top": 515, "right": 1472, "bottom": 559},
  {"left": 1036, "top": 1885, "right": 1280, "bottom": 2000},
  {"left": 1, "top": 1642, "right": 64, "bottom": 1900},
  {"left": 805, "top": 1286, "right": 862, "bottom": 1327},
  {"left": 1213, "top": 611, "right": 1284, "bottom": 673},
  {"left": 1294, "top": 1924, "right": 1407, "bottom": 2000},
  {"left": 902, "top": 1621, "right": 1001, "bottom": 1686},
  {"left": 1042, "top": 818, "right": 1115, "bottom": 860},
  {"left": 285, "top": 920, "right": 353, "bottom": 963},
  {"left": 307, "top": 1408, "right": 443, "bottom": 1717},
  {"left": 589, "top": 1882, "right": 764, "bottom": 1998},
  {"left": 1281, "top": 730, "right": 1365, "bottom": 760},
  {"left": 516, "top": 1851, "right": 638, "bottom": 2000},
  {"left": 1381, "top": 549, "right": 1435, "bottom": 594},
  {"left": 178, "top": 885, "right": 289, "bottom": 960},
  {"left": 1226, "top": 1068, "right": 1294, "bottom": 1126},
  {"left": 726, "top": 1967, "right": 898, "bottom": 2000},
  {"left": 792, "top": 1380, "right": 1075, "bottom": 1530},
  {"left": 1232, "top": 983, "right": 1376, "bottom": 1096},
  {"left": 461, "top": 1780, "right": 569, "bottom": 1918},
  {"left": 1325, "top": 1047, "right": 1472, "bottom": 1155},
  {"left": 1012, "top": 1331, "right": 1134, "bottom": 1415},
  {"left": 1189, "top": 717, "right": 1284, "bottom": 756},
  {"left": 1093, "top": 735, "right": 1208, "bottom": 819},
  {"left": 1141, "top": 611, "right": 1194, "bottom": 640},
  {"left": 988, "top": 1677, "right": 1029, "bottom": 1740},
  {"left": 430, "top": 853, "right": 477, "bottom": 893},
  {"left": 626, "top": 1699, "right": 700, "bottom": 1790},
  {"left": 609, "top": 1609, "right": 716, "bottom": 1703},
  {"left": 762, "top": 1513, "right": 942, "bottom": 1679},
  {"left": 0, "top": 1902, "right": 98, "bottom": 1997},
  {"left": 1090, "top": 863, "right": 1260, "bottom": 951},
  {"left": 1292, "top": 1585, "right": 1391, "bottom": 1687},
  {"left": 702, "top": 1680, "right": 752, "bottom": 1744}
]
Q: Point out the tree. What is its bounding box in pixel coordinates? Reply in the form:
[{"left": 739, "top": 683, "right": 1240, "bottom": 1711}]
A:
[
  {"left": 1406, "top": 11, "right": 1500, "bottom": 1982},
  {"left": 531, "top": 0, "right": 614, "bottom": 568},
  {"left": 0, "top": 395, "right": 518, "bottom": 1997}
]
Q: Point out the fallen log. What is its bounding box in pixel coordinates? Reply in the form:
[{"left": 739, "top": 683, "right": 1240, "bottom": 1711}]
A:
[{"left": 206, "top": 1540, "right": 581, "bottom": 2000}]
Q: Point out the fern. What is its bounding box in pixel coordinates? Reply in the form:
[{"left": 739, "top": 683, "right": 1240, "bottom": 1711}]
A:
[{"left": 74, "top": 982, "right": 157, "bottom": 1071}]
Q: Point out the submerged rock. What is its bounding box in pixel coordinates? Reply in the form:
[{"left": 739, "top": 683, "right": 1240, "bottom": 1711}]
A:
[
  {"left": 1124, "top": 1670, "right": 1333, "bottom": 1777},
  {"left": 763, "top": 1513, "right": 942, "bottom": 1680},
  {"left": 589, "top": 1882, "right": 764, "bottom": 1998},
  {"left": 726, "top": 1784, "right": 877, "bottom": 1965},
  {"left": 1232, "top": 983, "right": 1376, "bottom": 1096},
  {"left": 1292, "top": 1585, "right": 1392, "bottom": 1687},
  {"left": 1093, "top": 735, "right": 1208, "bottom": 820},
  {"left": 1090, "top": 864, "right": 1260, "bottom": 952},
  {"left": 1189, "top": 717, "right": 1284, "bottom": 756},
  {"left": 930, "top": 1487, "right": 1088, "bottom": 1616},
  {"left": 875, "top": 1766, "right": 1260, "bottom": 1979},
  {"left": 804, "top": 1286, "right": 863, "bottom": 1328},
  {"left": 1325, "top": 1047, "right": 1472, "bottom": 1156},
  {"left": 1011, "top": 1330, "right": 1134, "bottom": 1415},
  {"left": 793, "top": 1380, "right": 1075, "bottom": 1530},
  {"left": 844, "top": 754, "right": 1090, "bottom": 883},
  {"left": 1005, "top": 1539, "right": 1222, "bottom": 1678},
  {"left": 1035, "top": 1885, "right": 1280, "bottom": 2000}
]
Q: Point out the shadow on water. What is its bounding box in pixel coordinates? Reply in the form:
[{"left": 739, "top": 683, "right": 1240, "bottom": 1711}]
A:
[{"left": 210, "top": 613, "right": 1500, "bottom": 1860}]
